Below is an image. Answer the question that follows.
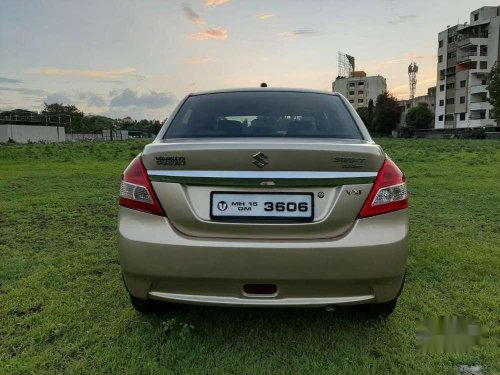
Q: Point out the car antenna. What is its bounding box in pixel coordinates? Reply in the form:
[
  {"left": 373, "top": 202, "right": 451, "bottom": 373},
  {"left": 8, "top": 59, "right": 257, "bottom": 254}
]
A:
[{"left": 260, "top": 82, "right": 267, "bottom": 87}]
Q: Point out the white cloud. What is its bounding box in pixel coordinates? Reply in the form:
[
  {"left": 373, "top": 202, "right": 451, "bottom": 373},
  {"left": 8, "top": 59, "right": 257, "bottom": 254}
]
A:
[
  {"left": 182, "top": 57, "right": 212, "bottom": 65},
  {"left": 26, "top": 67, "right": 138, "bottom": 80},
  {"left": 279, "top": 29, "right": 319, "bottom": 37},
  {"left": 109, "top": 89, "right": 176, "bottom": 109},
  {"left": 206, "top": 0, "right": 230, "bottom": 6},
  {"left": 258, "top": 14, "right": 274, "bottom": 20},
  {"left": 388, "top": 15, "right": 417, "bottom": 25},
  {"left": 45, "top": 93, "right": 71, "bottom": 104},
  {"left": 87, "top": 95, "right": 107, "bottom": 107},
  {"left": 0, "top": 77, "right": 22, "bottom": 84},
  {"left": 0, "top": 86, "right": 45, "bottom": 96},
  {"left": 188, "top": 27, "right": 228, "bottom": 40}
]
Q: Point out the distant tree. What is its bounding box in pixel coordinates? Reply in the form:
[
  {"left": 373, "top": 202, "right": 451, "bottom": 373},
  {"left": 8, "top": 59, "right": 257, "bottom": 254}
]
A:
[
  {"left": 356, "top": 107, "right": 369, "bottom": 126},
  {"left": 41, "top": 102, "right": 84, "bottom": 132},
  {"left": 148, "top": 120, "right": 162, "bottom": 135},
  {"left": 373, "top": 92, "right": 400, "bottom": 135},
  {"left": 405, "top": 104, "right": 434, "bottom": 129},
  {"left": 80, "top": 115, "right": 114, "bottom": 133},
  {"left": 367, "top": 99, "right": 374, "bottom": 131},
  {"left": 41, "top": 103, "right": 84, "bottom": 119},
  {"left": 123, "top": 119, "right": 163, "bottom": 135},
  {"left": 487, "top": 62, "right": 500, "bottom": 122},
  {"left": 137, "top": 119, "right": 150, "bottom": 130},
  {"left": 0, "top": 109, "right": 40, "bottom": 125},
  {"left": 3, "top": 104, "right": 164, "bottom": 135}
]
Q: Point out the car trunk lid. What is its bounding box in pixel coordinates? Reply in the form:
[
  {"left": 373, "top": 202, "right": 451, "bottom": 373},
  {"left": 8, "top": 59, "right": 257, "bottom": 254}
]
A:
[{"left": 141, "top": 138, "right": 385, "bottom": 239}]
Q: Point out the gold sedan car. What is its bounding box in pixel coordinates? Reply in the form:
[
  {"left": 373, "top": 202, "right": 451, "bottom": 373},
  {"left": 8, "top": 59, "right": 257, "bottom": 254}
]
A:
[{"left": 118, "top": 88, "right": 408, "bottom": 316}]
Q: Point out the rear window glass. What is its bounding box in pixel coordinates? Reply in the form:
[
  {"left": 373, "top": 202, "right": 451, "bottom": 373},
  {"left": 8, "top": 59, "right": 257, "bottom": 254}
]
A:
[{"left": 164, "top": 91, "right": 362, "bottom": 140}]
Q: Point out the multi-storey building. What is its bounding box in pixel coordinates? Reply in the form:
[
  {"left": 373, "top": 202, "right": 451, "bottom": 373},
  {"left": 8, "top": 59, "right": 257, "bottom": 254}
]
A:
[
  {"left": 435, "top": 6, "right": 500, "bottom": 128},
  {"left": 332, "top": 71, "right": 387, "bottom": 110}
]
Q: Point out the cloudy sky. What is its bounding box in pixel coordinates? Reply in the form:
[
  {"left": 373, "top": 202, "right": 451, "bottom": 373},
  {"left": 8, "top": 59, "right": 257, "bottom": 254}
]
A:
[{"left": 0, "top": 0, "right": 487, "bottom": 120}]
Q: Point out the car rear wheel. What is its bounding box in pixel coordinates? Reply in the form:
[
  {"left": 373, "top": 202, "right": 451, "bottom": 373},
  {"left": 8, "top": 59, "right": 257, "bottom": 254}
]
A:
[
  {"left": 361, "top": 272, "right": 405, "bottom": 317},
  {"left": 365, "top": 298, "right": 398, "bottom": 316},
  {"left": 129, "top": 293, "right": 179, "bottom": 314},
  {"left": 129, "top": 294, "right": 159, "bottom": 313}
]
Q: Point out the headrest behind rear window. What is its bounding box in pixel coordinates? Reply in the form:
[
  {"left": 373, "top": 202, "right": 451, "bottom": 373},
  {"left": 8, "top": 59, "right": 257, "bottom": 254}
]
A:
[{"left": 217, "top": 119, "right": 242, "bottom": 135}]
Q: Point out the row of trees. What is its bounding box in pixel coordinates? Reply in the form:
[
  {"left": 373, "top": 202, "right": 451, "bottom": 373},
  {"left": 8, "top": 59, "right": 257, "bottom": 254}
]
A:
[
  {"left": 355, "top": 92, "right": 433, "bottom": 134},
  {"left": 405, "top": 105, "right": 434, "bottom": 130},
  {"left": 39, "top": 103, "right": 162, "bottom": 135},
  {"left": 487, "top": 62, "right": 500, "bottom": 121},
  {"left": 356, "top": 93, "right": 400, "bottom": 134}
]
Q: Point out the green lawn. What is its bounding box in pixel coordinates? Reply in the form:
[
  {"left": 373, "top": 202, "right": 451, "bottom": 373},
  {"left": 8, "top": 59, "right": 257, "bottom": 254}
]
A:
[{"left": 0, "top": 139, "right": 499, "bottom": 374}]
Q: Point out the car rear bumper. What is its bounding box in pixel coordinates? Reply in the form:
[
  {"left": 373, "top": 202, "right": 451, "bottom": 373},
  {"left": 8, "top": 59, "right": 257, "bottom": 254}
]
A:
[{"left": 118, "top": 207, "right": 408, "bottom": 306}]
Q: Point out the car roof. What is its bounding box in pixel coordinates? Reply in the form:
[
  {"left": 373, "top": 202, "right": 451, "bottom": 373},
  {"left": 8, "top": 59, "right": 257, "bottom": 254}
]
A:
[{"left": 189, "top": 87, "right": 339, "bottom": 97}]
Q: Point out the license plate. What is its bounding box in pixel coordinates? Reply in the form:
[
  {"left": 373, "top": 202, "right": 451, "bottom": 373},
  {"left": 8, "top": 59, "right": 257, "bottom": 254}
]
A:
[{"left": 210, "top": 192, "right": 314, "bottom": 221}]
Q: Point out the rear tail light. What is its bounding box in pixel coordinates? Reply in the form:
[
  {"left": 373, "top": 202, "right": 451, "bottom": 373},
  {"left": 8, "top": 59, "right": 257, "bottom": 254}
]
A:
[
  {"left": 119, "top": 156, "right": 165, "bottom": 216},
  {"left": 358, "top": 158, "right": 408, "bottom": 218}
]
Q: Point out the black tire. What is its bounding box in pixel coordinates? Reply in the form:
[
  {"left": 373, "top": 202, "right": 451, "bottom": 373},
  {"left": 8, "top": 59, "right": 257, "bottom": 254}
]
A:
[
  {"left": 359, "top": 273, "right": 405, "bottom": 317},
  {"left": 365, "top": 298, "right": 398, "bottom": 317},
  {"left": 129, "top": 294, "right": 159, "bottom": 314}
]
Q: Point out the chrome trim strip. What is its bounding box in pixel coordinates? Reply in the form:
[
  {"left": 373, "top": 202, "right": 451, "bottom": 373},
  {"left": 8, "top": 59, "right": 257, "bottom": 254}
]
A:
[
  {"left": 148, "top": 291, "right": 375, "bottom": 306},
  {"left": 147, "top": 170, "right": 377, "bottom": 187},
  {"left": 148, "top": 170, "right": 377, "bottom": 179}
]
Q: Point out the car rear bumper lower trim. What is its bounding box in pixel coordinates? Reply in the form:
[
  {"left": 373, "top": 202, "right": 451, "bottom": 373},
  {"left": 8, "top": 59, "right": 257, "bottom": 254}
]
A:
[{"left": 148, "top": 291, "right": 375, "bottom": 307}]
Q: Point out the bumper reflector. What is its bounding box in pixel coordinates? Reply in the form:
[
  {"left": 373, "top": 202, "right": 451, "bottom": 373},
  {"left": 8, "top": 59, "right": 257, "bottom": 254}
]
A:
[{"left": 243, "top": 284, "right": 278, "bottom": 296}]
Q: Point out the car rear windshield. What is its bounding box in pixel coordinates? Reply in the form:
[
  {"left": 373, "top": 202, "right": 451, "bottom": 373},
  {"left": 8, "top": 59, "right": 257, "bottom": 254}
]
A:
[{"left": 164, "top": 91, "right": 363, "bottom": 140}]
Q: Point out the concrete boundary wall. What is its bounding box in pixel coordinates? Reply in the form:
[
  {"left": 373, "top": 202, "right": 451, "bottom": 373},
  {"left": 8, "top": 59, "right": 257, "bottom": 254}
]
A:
[
  {"left": 66, "top": 133, "right": 104, "bottom": 141},
  {"left": 0, "top": 124, "right": 65, "bottom": 143},
  {"left": 66, "top": 130, "right": 129, "bottom": 141}
]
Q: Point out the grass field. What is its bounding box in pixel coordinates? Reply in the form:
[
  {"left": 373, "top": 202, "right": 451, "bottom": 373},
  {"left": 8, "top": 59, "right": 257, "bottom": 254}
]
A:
[{"left": 0, "top": 139, "right": 499, "bottom": 374}]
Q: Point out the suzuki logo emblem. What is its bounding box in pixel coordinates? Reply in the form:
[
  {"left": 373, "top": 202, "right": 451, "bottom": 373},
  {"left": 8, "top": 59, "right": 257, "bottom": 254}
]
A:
[{"left": 252, "top": 152, "right": 269, "bottom": 168}]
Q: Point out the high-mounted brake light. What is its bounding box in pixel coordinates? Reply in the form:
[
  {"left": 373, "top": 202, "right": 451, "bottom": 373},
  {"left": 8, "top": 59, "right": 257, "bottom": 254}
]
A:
[
  {"left": 358, "top": 158, "right": 408, "bottom": 218},
  {"left": 119, "top": 156, "right": 165, "bottom": 216}
]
